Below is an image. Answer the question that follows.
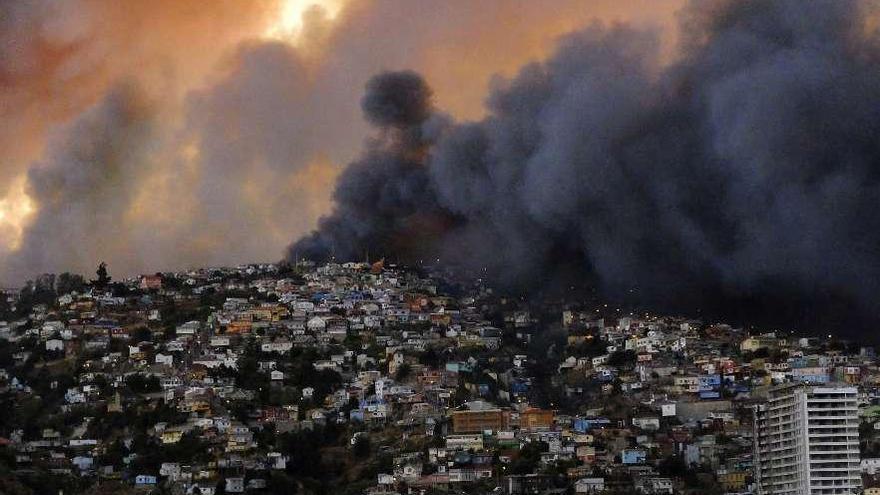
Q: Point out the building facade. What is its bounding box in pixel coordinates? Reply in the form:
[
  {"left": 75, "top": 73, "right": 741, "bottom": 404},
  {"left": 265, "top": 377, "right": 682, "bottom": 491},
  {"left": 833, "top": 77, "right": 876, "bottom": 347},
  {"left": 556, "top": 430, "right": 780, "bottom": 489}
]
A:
[
  {"left": 753, "top": 383, "right": 861, "bottom": 494},
  {"left": 451, "top": 409, "right": 506, "bottom": 433}
]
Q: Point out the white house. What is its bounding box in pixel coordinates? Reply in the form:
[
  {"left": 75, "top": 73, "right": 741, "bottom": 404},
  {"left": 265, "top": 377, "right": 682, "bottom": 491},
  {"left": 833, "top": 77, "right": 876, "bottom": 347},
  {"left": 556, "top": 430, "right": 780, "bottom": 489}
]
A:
[
  {"left": 575, "top": 478, "right": 605, "bottom": 493},
  {"left": 65, "top": 388, "right": 86, "bottom": 404},
  {"left": 160, "top": 462, "right": 181, "bottom": 478},
  {"left": 72, "top": 456, "right": 94, "bottom": 471},
  {"left": 225, "top": 477, "right": 245, "bottom": 493},
  {"left": 176, "top": 321, "right": 200, "bottom": 336},
  {"left": 862, "top": 458, "right": 880, "bottom": 474},
  {"left": 267, "top": 452, "right": 287, "bottom": 470},
  {"left": 307, "top": 317, "right": 326, "bottom": 332},
  {"left": 46, "top": 339, "right": 64, "bottom": 352}
]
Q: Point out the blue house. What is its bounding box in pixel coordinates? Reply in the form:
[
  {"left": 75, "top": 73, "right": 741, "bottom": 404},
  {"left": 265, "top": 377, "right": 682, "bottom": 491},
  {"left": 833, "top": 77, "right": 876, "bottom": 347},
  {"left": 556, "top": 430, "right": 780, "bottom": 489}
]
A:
[
  {"left": 446, "top": 361, "right": 474, "bottom": 373},
  {"left": 511, "top": 379, "right": 530, "bottom": 395},
  {"left": 789, "top": 356, "right": 808, "bottom": 368},
  {"left": 574, "top": 418, "right": 611, "bottom": 432},
  {"left": 621, "top": 449, "right": 647, "bottom": 465},
  {"left": 698, "top": 374, "right": 721, "bottom": 392},
  {"left": 135, "top": 475, "right": 158, "bottom": 485},
  {"left": 596, "top": 369, "right": 615, "bottom": 382},
  {"left": 792, "top": 372, "right": 830, "bottom": 384},
  {"left": 347, "top": 291, "right": 366, "bottom": 301},
  {"left": 699, "top": 390, "right": 721, "bottom": 400}
]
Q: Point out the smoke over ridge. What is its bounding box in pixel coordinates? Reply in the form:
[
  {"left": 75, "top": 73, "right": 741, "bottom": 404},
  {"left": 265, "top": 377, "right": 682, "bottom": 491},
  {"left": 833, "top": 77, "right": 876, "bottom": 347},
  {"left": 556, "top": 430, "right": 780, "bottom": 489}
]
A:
[
  {"left": 2, "top": 0, "right": 678, "bottom": 282},
  {"left": 291, "top": 0, "right": 880, "bottom": 333}
]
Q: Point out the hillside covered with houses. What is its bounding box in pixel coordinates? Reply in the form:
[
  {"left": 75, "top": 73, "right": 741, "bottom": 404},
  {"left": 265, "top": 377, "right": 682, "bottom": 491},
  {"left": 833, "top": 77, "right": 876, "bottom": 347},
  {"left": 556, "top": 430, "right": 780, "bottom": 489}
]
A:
[{"left": 1, "top": 261, "right": 879, "bottom": 494}]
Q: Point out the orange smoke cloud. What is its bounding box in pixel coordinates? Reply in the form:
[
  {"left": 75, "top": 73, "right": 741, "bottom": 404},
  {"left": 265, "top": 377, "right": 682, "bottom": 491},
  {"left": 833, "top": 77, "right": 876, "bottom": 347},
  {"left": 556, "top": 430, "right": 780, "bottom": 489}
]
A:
[
  {"left": 0, "top": 0, "right": 276, "bottom": 182},
  {"left": 0, "top": 0, "right": 684, "bottom": 283},
  {"left": 411, "top": 0, "right": 685, "bottom": 119}
]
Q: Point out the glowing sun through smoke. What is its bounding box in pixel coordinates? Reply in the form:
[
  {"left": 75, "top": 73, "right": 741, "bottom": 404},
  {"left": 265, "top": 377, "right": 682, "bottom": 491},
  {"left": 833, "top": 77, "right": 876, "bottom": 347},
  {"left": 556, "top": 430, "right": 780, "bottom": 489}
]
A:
[
  {"left": 264, "top": 0, "right": 346, "bottom": 41},
  {"left": 0, "top": 177, "right": 36, "bottom": 252}
]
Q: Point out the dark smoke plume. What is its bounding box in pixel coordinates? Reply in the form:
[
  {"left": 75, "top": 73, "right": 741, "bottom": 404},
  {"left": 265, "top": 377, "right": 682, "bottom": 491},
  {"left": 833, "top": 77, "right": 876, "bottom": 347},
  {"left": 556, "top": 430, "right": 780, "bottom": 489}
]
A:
[
  {"left": 292, "top": 70, "right": 455, "bottom": 261},
  {"left": 291, "top": 0, "right": 880, "bottom": 335},
  {"left": 361, "top": 71, "right": 434, "bottom": 128}
]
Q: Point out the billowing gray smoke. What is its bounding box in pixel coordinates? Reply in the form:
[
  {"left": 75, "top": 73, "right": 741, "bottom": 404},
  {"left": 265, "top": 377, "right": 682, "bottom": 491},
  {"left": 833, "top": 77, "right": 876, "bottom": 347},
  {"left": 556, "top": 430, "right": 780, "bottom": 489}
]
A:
[
  {"left": 10, "top": 85, "right": 156, "bottom": 279},
  {"left": 291, "top": 0, "right": 880, "bottom": 333},
  {"left": 292, "top": 71, "right": 452, "bottom": 261}
]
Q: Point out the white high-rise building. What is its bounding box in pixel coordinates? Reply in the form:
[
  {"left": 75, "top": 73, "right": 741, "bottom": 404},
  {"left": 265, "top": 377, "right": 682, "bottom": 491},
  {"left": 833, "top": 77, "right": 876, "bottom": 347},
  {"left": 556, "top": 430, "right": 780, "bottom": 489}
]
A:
[{"left": 753, "top": 383, "right": 861, "bottom": 495}]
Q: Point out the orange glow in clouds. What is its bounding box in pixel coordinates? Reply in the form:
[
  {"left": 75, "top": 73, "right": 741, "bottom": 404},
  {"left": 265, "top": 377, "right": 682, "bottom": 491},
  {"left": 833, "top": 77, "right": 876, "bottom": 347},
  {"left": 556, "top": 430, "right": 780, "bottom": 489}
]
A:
[
  {"left": 265, "top": 0, "right": 346, "bottom": 41},
  {"left": 0, "top": 178, "right": 36, "bottom": 252},
  {"left": 0, "top": 0, "right": 686, "bottom": 282}
]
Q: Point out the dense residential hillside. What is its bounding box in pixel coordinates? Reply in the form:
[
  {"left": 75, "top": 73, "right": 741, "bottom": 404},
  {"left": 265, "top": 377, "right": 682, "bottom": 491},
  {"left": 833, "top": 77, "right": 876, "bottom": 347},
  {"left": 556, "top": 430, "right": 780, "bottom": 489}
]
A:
[{"left": 0, "top": 261, "right": 877, "bottom": 494}]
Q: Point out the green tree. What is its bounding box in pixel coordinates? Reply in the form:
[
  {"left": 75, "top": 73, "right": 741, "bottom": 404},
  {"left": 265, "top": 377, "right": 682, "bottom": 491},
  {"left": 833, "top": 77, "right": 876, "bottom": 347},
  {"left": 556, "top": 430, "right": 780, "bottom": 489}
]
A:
[
  {"left": 19, "top": 274, "right": 57, "bottom": 307},
  {"left": 267, "top": 472, "right": 298, "bottom": 494},
  {"left": 56, "top": 272, "right": 85, "bottom": 295},
  {"left": 394, "top": 363, "right": 412, "bottom": 381},
  {"left": 126, "top": 374, "right": 161, "bottom": 394},
  {"left": 353, "top": 434, "right": 371, "bottom": 459},
  {"left": 131, "top": 326, "right": 153, "bottom": 343},
  {"left": 510, "top": 441, "right": 547, "bottom": 475},
  {"left": 92, "top": 262, "right": 111, "bottom": 289},
  {"left": 607, "top": 349, "right": 637, "bottom": 368}
]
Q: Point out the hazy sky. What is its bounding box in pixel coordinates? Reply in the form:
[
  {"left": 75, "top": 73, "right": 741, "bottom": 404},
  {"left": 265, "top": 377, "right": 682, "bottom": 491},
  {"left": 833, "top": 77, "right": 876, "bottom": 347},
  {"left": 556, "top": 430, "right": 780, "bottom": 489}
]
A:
[{"left": 0, "top": 0, "right": 683, "bottom": 284}]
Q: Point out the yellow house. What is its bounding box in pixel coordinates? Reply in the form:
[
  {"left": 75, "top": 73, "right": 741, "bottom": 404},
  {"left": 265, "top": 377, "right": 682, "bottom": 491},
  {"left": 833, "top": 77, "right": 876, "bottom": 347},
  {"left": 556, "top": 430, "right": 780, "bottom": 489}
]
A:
[
  {"left": 717, "top": 470, "right": 747, "bottom": 491},
  {"left": 520, "top": 408, "right": 554, "bottom": 431},
  {"left": 227, "top": 438, "right": 251, "bottom": 452},
  {"left": 194, "top": 469, "right": 217, "bottom": 480},
  {"left": 740, "top": 336, "right": 777, "bottom": 352},
  {"left": 249, "top": 307, "right": 275, "bottom": 322},
  {"left": 107, "top": 391, "right": 123, "bottom": 413},
  {"left": 180, "top": 400, "right": 211, "bottom": 414},
  {"left": 865, "top": 488, "right": 880, "bottom": 495},
  {"left": 226, "top": 320, "right": 252, "bottom": 334},
  {"left": 430, "top": 312, "right": 452, "bottom": 326},
  {"left": 567, "top": 334, "right": 592, "bottom": 346},
  {"left": 161, "top": 430, "right": 183, "bottom": 444}
]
